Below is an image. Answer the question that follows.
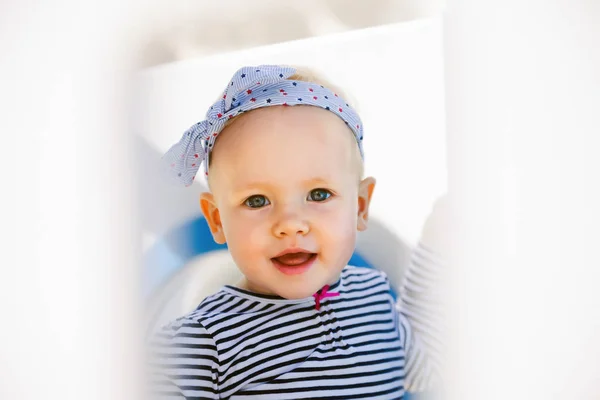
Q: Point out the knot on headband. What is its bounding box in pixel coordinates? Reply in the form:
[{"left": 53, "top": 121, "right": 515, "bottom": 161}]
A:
[{"left": 162, "top": 65, "right": 364, "bottom": 186}]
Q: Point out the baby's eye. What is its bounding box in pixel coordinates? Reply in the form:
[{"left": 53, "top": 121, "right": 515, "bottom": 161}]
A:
[
  {"left": 308, "top": 188, "right": 332, "bottom": 202},
  {"left": 244, "top": 195, "right": 270, "bottom": 208}
]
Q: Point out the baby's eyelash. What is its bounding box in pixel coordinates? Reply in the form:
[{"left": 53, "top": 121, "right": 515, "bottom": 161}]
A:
[
  {"left": 243, "top": 194, "right": 270, "bottom": 209},
  {"left": 241, "top": 189, "right": 335, "bottom": 208},
  {"left": 307, "top": 188, "right": 334, "bottom": 202}
]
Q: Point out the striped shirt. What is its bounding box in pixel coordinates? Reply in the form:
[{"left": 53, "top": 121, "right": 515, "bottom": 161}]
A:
[{"left": 149, "top": 243, "right": 442, "bottom": 399}]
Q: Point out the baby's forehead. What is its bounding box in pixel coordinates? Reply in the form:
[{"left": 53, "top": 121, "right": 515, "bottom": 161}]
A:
[
  {"left": 207, "top": 106, "right": 364, "bottom": 188},
  {"left": 209, "top": 119, "right": 362, "bottom": 188}
]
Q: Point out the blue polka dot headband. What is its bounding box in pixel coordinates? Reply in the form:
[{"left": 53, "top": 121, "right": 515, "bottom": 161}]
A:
[{"left": 162, "top": 65, "right": 364, "bottom": 186}]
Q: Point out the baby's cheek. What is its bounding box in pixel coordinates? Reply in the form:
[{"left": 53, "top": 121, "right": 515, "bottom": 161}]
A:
[
  {"left": 246, "top": 223, "right": 269, "bottom": 248},
  {"left": 319, "top": 215, "right": 357, "bottom": 269},
  {"left": 225, "top": 224, "right": 264, "bottom": 268},
  {"left": 320, "top": 206, "right": 357, "bottom": 241},
  {"left": 226, "top": 214, "right": 269, "bottom": 248}
]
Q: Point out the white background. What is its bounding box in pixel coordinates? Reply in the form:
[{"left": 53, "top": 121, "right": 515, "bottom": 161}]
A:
[{"left": 1, "top": 1, "right": 599, "bottom": 399}]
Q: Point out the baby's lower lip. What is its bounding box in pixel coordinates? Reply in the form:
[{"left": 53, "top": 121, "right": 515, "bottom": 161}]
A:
[{"left": 271, "top": 253, "right": 317, "bottom": 275}]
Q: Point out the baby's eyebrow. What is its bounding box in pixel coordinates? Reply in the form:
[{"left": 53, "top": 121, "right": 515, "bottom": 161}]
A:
[
  {"left": 303, "top": 177, "right": 332, "bottom": 186},
  {"left": 231, "top": 181, "right": 274, "bottom": 194},
  {"left": 241, "top": 176, "right": 332, "bottom": 186},
  {"left": 231, "top": 177, "right": 334, "bottom": 195}
]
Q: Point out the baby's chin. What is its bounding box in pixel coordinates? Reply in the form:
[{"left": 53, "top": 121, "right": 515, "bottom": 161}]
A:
[
  {"left": 273, "top": 281, "right": 328, "bottom": 300},
  {"left": 239, "top": 276, "right": 320, "bottom": 299},
  {"left": 276, "top": 288, "right": 315, "bottom": 300}
]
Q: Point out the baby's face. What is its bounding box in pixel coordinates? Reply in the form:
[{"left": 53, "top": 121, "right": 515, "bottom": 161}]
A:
[{"left": 201, "top": 106, "right": 375, "bottom": 299}]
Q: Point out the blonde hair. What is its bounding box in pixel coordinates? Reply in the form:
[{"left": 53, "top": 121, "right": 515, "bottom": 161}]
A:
[{"left": 211, "top": 65, "right": 364, "bottom": 178}]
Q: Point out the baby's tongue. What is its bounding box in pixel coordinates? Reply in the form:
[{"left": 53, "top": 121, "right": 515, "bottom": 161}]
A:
[{"left": 274, "top": 252, "right": 313, "bottom": 266}]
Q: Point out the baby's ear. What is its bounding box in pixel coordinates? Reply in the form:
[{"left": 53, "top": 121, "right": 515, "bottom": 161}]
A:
[
  {"left": 357, "top": 177, "right": 376, "bottom": 231},
  {"left": 200, "top": 192, "right": 226, "bottom": 244}
]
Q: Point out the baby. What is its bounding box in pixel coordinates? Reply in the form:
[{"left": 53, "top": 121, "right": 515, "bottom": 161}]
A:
[{"left": 151, "top": 65, "right": 442, "bottom": 399}]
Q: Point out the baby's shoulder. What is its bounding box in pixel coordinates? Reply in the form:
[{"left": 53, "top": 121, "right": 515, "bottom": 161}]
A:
[
  {"left": 155, "top": 289, "right": 238, "bottom": 337},
  {"left": 183, "top": 288, "right": 244, "bottom": 322},
  {"left": 339, "top": 265, "right": 393, "bottom": 294},
  {"left": 341, "top": 265, "right": 390, "bottom": 284}
]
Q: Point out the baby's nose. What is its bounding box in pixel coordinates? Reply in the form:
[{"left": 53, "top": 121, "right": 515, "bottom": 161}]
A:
[{"left": 272, "top": 213, "right": 310, "bottom": 238}]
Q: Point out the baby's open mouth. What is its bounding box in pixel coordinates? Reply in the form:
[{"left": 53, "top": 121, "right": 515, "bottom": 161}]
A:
[{"left": 272, "top": 252, "right": 317, "bottom": 266}]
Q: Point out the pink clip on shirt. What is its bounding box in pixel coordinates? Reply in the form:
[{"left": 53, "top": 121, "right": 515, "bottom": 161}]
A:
[{"left": 313, "top": 284, "right": 340, "bottom": 310}]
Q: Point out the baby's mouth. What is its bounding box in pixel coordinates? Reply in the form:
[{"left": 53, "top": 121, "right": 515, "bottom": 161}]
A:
[{"left": 272, "top": 252, "right": 317, "bottom": 266}]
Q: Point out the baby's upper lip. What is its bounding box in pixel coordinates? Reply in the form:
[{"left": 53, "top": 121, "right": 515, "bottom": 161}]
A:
[{"left": 272, "top": 247, "right": 314, "bottom": 258}]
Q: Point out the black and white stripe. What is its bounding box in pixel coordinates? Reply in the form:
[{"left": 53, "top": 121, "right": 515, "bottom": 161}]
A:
[{"left": 149, "top": 244, "right": 441, "bottom": 399}]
